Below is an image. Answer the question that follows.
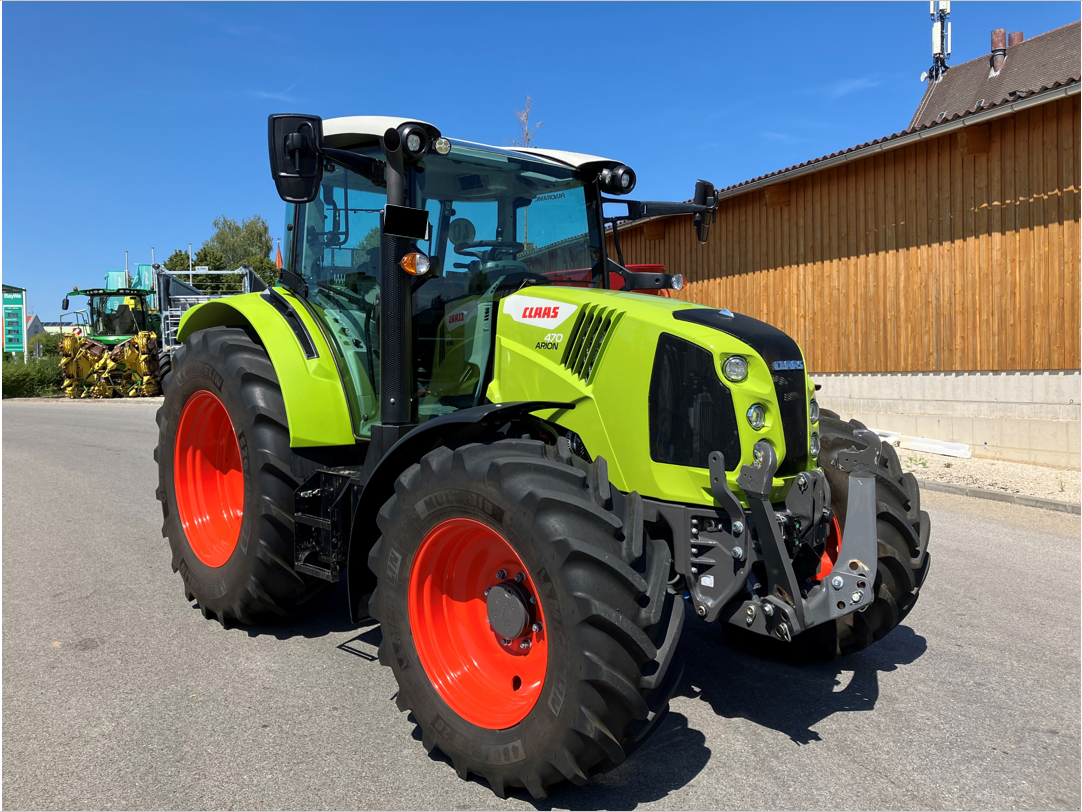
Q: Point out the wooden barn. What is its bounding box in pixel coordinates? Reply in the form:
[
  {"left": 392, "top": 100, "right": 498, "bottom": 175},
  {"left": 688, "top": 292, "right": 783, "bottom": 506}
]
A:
[{"left": 609, "top": 22, "right": 1081, "bottom": 467}]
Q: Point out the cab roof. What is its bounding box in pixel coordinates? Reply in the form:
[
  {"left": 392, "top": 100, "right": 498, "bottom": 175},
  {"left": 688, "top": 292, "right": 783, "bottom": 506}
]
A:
[{"left": 322, "top": 116, "right": 625, "bottom": 173}]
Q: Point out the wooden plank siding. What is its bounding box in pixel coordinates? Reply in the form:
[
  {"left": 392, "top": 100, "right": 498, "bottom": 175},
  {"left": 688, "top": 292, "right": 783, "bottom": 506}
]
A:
[{"left": 607, "top": 96, "right": 1081, "bottom": 373}]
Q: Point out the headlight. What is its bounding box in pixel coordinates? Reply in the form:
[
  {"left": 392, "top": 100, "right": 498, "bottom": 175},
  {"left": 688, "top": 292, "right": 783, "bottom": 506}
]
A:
[
  {"left": 746, "top": 404, "right": 766, "bottom": 430},
  {"left": 809, "top": 399, "right": 820, "bottom": 423},
  {"left": 810, "top": 432, "right": 820, "bottom": 458},
  {"left": 723, "top": 355, "right": 748, "bottom": 383},
  {"left": 670, "top": 274, "right": 685, "bottom": 291}
]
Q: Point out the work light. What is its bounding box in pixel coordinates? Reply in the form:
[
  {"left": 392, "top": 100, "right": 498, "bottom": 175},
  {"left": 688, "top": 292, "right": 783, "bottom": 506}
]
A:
[
  {"left": 809, "top": 399, "right": 820, "bottom": 423},
  {"left": 810, "top": 432, "right": 820, "bottom": 458}
]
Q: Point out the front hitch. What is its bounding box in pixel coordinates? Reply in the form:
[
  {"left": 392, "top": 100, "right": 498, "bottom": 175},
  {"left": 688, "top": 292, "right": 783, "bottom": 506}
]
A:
[{"left": 724, "top": 432, "right": 880, "bottom": 642}]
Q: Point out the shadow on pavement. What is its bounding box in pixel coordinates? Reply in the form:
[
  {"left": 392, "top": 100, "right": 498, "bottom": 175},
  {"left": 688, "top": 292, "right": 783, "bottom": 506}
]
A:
[
  {"left": 677, "top": 617, "right": 928, "bottom": 745},
  {"left": 198, "top": 580, "right": 363, "bottom": 640},
  {"left": 322, "top": 598, "right": 926, "bottom": 806}
]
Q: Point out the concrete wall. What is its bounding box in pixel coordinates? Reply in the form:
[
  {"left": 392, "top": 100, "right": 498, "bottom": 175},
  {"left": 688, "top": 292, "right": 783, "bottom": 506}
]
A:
[{"left": 815, "top": 370, "right": 1081, "bottom": 469}]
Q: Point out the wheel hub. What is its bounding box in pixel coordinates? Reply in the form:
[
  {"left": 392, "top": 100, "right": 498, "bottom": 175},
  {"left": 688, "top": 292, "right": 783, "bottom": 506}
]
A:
[{"left": 487, "top": 582, "right": 532, "bottom": 640}]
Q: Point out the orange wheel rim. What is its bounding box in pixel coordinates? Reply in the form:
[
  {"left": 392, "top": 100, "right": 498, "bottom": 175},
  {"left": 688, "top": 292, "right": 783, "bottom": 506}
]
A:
[
  {"left": 173, "top": 389, "right": 244, "bottom": 568},
  {"left": 408, "top": 518, "right": 548, "bottom": 730},
  {"left": 816, "top": 514, "right": 843, "bottom": 580}
]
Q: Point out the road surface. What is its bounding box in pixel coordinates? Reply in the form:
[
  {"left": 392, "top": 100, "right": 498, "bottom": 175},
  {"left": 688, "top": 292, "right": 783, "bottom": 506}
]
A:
[{"left": 3, "top": 398, "right": 1079, "bottom": 810}]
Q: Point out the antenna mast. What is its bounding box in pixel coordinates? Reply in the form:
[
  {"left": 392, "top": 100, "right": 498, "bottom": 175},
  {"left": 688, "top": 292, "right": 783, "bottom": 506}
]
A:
[{"left": 924, "top": 1, "right": 952, "bottom": 83}]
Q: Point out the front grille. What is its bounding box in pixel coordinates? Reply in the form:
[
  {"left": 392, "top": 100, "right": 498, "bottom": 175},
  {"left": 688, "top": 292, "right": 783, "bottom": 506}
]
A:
[
  {"left": 561, "top": 304, "right": 622, "bottom": 384},
  {"left": 771, "top": 369, "right": 808, "bottom": 476},
  {"left": 649, "top": 333, "right": 741, "bottom": 471}
]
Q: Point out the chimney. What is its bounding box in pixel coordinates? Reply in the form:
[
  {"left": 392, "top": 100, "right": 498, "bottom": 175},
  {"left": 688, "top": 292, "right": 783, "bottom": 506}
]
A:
[
  {"left": 1008, "top": 31, "right": 1024, "bottom": 47},
  {"left": 991, "top": 28, "right": 1007, "bottom": 73}
]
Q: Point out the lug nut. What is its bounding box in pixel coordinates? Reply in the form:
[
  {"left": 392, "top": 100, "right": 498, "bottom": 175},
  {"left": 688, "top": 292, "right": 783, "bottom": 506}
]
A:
[
  {"left": 831, "top": 576, "right": 844, "bottom": 590},
  {"left": 501, "top": 638, "right": 511, "bottom": 646},
  {"left": 732, "top": 520, "right": 744, "bottom": 536},
  {"left": 691, "top": 567, "right": 698, "bottom": 574},
  {"left": 731, "top": 546, "right": 744, "bottom": 560},
  {"left": 762, "top": 602, "right": 774, "bottom": 617},
  {"left": 691, "top": 527, "right": 699, "bottom": 536},
  {"left": 495, "top": 569, "right": 507, "bottom": 580},
  {"left": 851, "top": 590, "right": 864, "bottom": 603},
  {"left": 514, "top": 572, "right": 525, "bottom": 583},
  {"left": 528, "top": 595, "right": 536, "bottom": 604},
  {"left": 519, "top": 639, "right": 531, "bottom": 650},
  {"left": 484, "top": 587, "right": 491, "bottom": 596},
  {"left": 696, "top": 605, "right": 707, "bottom": 617},
  {"left": 531, "top": 622, "right": 542, "bottom": 634}
]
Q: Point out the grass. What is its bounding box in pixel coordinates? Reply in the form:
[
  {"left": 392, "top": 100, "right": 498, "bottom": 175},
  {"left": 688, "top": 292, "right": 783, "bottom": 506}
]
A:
[{"left": 2, "top": 354, "right": 63, "bottom": 398}]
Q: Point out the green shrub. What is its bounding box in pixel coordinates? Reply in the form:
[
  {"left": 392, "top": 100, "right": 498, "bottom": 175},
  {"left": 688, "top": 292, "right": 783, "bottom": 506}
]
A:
[
  {"left": 29, "top": 332, "right": 61, "bottom": 356},
  {"left": 2, "top": 355, "right": 63, "bottom": 398}
]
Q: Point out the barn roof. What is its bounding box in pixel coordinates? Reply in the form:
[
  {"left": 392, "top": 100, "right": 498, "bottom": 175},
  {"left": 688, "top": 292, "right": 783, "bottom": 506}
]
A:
[{"left": 909, "top": 20, "right": 1081, "bottom": 130}]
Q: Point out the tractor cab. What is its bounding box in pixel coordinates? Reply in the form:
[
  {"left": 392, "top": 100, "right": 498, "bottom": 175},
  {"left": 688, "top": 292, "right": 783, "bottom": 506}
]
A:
[
  {"left": 286, "top": 118, "right": 693, "bottom": 437},
  {"left": 61, "top": 288, "right": 158, "bottom": 344}
]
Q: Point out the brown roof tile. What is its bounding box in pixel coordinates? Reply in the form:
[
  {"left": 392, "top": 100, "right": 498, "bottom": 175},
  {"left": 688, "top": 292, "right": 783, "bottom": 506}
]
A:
[{"left": 909, "top": 20, "right": 1081, "bottom": 130}]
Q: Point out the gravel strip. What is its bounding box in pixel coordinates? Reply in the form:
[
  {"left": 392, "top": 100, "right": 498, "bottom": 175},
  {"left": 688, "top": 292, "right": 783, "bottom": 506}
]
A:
[{"left": 899, "top": 450, "right": 1080, "bottom": 505}]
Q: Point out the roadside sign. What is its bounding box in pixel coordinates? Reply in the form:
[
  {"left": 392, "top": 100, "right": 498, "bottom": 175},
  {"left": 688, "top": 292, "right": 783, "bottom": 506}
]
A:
[
  {"left": 194, "top": 265, "right": 210, "bottom": 272},
  {"left": 3, "top": 289, "right": 26, "bottom": 353}
]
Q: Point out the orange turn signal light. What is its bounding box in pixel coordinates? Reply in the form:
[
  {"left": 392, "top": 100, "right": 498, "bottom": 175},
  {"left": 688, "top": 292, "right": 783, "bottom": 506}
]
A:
[{"left": 400, "top": 252, "right": 431, "bottom": 276}]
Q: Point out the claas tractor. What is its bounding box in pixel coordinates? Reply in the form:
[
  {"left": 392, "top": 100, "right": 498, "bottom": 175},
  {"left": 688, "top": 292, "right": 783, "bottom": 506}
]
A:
[
  {"left": 155, "top": 115, "right": 931, "bottom": 798},
  {"left": 59, "top": 288, "right": 162, "bottom": 398}
]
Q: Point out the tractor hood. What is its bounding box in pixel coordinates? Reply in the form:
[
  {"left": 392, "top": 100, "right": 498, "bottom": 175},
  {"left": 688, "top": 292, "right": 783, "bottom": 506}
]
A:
[{"left": 487, "top": 286, "right": 818, "bottom": 507}]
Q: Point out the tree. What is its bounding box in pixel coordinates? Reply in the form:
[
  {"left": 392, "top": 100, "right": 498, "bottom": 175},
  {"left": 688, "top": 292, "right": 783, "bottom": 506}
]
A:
[
  {"left": 202, "top": 215, "right": 273, "bottom": 271},
  {"left": 505, "top": 94, "right": 544, "bottom": 149},
  {"left": 504, "top": 94, "right": 544, "bottom": 248},
  {"left": 242, "top": 255, "right": 278, "bottom": 287},
  {"left": 162, "top": 249, "right": 191, "bottom": 273},
  {"left": 351, "top": 226, "right": 381, "bottom": 267}
]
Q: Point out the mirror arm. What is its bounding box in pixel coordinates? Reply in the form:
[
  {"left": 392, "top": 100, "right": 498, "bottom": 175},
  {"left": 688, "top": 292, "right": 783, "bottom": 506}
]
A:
[
  {"left": 602, "top": 197, "right": 715, "bottom": 220},
  {"left": 605, "top": 257, "right": 677, "bottom": 291},
  {"left": 322, "top": 147, "right": 386, "bottom": 187}
]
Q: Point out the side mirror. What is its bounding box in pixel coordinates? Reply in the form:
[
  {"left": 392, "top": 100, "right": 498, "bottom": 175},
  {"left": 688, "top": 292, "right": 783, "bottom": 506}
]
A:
[
  {"left": 61, "top": 297, "right": 69, "bottom": 311},
  {"left": 694, "top": 179, "right": 716, "bottom": 244},
  {"left": 268, "top": 114, "right": 325, "bottom": 203}
]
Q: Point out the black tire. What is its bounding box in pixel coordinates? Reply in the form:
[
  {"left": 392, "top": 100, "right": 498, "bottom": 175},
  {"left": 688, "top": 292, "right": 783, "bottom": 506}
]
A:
[
  {"left": 369, "top": 439, "right": 685, "bottom": 798},
  {"left": 155, "top": 327, "right": 333, "bottom": 626},
  {"left": 810, "top": 410, "right": 932, "bottom": 656}
]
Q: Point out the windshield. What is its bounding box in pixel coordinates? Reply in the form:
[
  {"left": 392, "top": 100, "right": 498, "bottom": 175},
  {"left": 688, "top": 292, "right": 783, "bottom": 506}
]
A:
[
  {"left": 411, "top": 145, "right": 597, "bottom": 419},
  {"left": 87, "top": 294, "right": 147, "bottom": 336},
  {"left": 293, "top": 143, "right": 600, "bottom": 437}
]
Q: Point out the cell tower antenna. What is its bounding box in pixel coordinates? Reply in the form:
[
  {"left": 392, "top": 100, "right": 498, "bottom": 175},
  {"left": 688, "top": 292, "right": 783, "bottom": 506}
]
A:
[{"left": 922, "top": 1, "right": 952, "bottom": 83}]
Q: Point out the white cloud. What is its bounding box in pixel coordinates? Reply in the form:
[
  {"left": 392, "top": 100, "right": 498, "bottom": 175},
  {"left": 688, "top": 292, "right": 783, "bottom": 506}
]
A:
[{"left": 822, "top": 76, "right": 881, "bottom": 99}]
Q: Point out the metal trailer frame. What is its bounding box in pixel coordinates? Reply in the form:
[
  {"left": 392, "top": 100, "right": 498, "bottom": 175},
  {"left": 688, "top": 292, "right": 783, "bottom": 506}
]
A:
[{"left": 154, "top": 265, "right": 267, "bottom": 366}]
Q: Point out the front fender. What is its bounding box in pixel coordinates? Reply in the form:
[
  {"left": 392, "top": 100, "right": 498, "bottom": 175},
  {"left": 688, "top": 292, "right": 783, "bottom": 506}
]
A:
[{"left": 176, "top": 290, "right": 354, "bottom": 447}]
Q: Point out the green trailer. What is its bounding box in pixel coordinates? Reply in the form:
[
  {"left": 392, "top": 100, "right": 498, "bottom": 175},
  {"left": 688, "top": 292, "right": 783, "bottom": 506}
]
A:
[{"left": 155, "top": 115, "right": 931, "bottom": 798}]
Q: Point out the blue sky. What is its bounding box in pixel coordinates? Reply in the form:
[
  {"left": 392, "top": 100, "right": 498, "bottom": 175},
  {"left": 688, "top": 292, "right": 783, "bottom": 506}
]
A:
[{"left": 4, "top": 1, "right": 1078, "bottom": 318}]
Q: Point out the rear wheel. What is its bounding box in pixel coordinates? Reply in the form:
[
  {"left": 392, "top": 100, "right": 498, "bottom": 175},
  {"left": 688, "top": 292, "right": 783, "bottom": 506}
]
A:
[
  {"left": 369, "top": 439, "right": 685, "bottom": 798},
  {"left": 155, "top": 327, "right": 332, "bottom": 626},
  {"left": 810, "top": 410, "right": 932, "bottom": 656}
]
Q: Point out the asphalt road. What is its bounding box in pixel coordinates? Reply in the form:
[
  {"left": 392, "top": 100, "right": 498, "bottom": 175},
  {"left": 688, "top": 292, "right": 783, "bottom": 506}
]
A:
[{"left": 3, "top": 398, "right": 1079, "bottom": 811}]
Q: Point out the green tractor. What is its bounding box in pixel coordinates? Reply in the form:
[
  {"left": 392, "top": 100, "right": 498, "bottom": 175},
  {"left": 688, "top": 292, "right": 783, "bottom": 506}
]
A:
[
  {"left": 156, "top": 115, "right": 931, "bottom": 798},
  {"left": 60, "top": 287, "right": 162, "bottom": 398}
]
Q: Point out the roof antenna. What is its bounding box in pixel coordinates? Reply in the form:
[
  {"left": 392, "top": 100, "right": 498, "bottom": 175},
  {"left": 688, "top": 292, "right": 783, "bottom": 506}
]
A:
[{"left": 922, "top": 1, "right": 951, "bottom": 83}]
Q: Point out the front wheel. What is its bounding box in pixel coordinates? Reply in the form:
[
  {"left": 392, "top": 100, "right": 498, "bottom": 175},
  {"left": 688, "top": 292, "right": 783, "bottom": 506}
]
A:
[
  {"left": 155, "top": 327, "right": 332, "bottom": 626},
  {"left": 811, "top": 411, "right": 932, "bottom": 656},
  {"left": 369, "top": 439, "right": 685, "bottom": 798}
]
